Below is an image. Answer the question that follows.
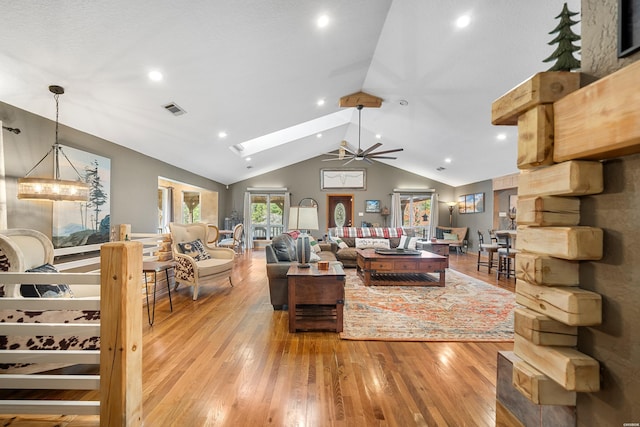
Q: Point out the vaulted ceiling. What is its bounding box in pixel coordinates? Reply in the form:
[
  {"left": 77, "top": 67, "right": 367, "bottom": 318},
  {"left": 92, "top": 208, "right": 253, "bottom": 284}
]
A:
[{"left": 0, "top": 0, "right": 580, "bottom": 187}]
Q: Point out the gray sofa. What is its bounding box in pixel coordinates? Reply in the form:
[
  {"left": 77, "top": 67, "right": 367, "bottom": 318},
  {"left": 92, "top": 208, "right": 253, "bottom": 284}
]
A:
[{"left": 265, "top": 233, "right": 338, "bottom": 310}]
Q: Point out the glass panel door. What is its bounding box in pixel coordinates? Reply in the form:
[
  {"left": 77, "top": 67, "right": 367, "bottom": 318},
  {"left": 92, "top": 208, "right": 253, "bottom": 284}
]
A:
[
  {"left": 400, "top": 193, "right": 432, "bottom": 238},
  {"left": 250, "top": 193, "right": 284, "bottom": 241}
]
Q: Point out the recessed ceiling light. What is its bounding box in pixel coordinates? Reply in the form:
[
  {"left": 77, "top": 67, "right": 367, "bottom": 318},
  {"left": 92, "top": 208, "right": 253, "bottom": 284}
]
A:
[
  {"left": 148, "top": 70, "right": 163, "bottom": 82},
  {"left": 497, "top": 133, "right": 507, "bottom": 141},
  {"left": 375, "top": 134, "right": 382, "bottom": 139},
  {"left": 218, "top": 131, "right": 227, "bottom": 138},
  {"left": 316, "top": 133, "right": 322, "bottom": 138},
  {"left": 245, "top": 157, "right": 252, "bottom": 162},
  {"left": 456, "top": 15, "right": 471, "bottom": 28},
  {"left": 317, "top": 99, "right": 325, "bottom": 106},
  {"left": 444, "top": 158, "right": 452, "bottom": 163},
  {"left": 317, "top": 14, "right": 330, "bottom": 28}
]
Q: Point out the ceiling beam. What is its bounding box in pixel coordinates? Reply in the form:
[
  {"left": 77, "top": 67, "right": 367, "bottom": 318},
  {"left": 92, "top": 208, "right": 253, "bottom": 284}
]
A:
[{"left": 338, "top": 91, "right": 383, "bottom": 108}]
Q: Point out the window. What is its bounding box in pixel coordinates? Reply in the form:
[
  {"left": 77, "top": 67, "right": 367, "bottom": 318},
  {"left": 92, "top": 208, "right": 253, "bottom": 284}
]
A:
[{"left": 182, "top": 191, "right": 201, "bottom": 223}]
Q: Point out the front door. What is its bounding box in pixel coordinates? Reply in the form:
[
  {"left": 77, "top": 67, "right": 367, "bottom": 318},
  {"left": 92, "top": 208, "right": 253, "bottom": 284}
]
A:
[{"left": 327, "top": 194, "right": 353, "bottom": 229}]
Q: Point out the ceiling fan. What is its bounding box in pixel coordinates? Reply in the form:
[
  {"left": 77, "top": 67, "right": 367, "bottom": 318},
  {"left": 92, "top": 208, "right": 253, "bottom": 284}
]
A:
[{"left": 323, "top": 104, "right": 403, "bottom": 165}]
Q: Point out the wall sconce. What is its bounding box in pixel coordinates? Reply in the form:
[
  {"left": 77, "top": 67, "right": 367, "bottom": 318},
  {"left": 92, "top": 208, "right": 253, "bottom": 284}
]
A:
[{"left": 17, "top": 85, "right": 89, "bottom": 202}]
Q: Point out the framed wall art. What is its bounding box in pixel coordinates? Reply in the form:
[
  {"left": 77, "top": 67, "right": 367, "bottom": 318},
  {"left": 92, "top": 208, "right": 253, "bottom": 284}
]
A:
[
  {"left": 321, "top": 169, "right": 366, "bottom": 190},
  {"left": 52, "top": 145, "right": 111, "bottom": 249},
  {"left": 457, "top": 192, "right": 485, "bottom": 214},
  {"left": 619, "top": 0, "right": 640, "bottom": 57},
  {"left": 365, "top": 199, "right": 381, "bottom": 213}
]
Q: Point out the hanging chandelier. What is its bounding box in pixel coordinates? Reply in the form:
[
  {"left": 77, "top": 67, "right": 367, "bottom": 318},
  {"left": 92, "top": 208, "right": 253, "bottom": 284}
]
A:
[{"left": 17, "top": 85, "right": 89, "bottom": 202}]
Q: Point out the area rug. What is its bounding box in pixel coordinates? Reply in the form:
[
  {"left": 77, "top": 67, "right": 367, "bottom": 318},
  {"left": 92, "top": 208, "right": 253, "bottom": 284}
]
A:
[{"left": 340, "top": 269, "right": 515, "bottom": 342}]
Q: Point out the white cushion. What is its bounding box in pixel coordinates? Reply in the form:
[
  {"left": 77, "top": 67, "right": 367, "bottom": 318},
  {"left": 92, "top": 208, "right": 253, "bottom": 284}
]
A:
[
  {"left": 333, "top": 237, "right": 348, "bottom": 249},
  {"left": 398, "top": 235, "right": 418, "bottom": 250},
  {"left": 443, "top": 232, "right": 459, "bottom": 241},
  {"left": 355, "top": 238, "right": 390, "bottom": 249},
  {"left": 308, "top": 236, "right": 321, "bottom": 253}
]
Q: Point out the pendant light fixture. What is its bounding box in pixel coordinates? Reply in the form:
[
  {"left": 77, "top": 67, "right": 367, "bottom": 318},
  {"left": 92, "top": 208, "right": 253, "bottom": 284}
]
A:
[{"left": 17, "top": 85, "right": 89, "bottom": 202}]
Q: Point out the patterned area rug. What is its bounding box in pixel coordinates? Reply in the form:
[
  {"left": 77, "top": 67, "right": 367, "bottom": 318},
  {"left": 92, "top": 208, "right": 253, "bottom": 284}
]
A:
[{"left": 340, "top": 269, "right": 515, "bottom": 342}]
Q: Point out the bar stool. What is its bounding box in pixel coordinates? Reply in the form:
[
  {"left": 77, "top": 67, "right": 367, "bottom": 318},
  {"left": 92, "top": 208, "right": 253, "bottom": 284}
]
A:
[
  {"left": 496, "top": 232, "right": 518, "bottom": 280},
  {"left": 477, "top": 230, "right": 499, "bottom": 273}
]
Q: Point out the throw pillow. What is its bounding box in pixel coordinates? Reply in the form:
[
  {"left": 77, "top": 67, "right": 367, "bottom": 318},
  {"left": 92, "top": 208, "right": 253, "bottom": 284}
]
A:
[
  {"left": 308, "top": 236, "right": 322, "bottom": 253},
  {"left": 436, "top": 228, "right": 451, "bottom": 239},
  {"left": 443, "top": 232, "right": 458, "bottom": 241},
  {"left": 398, "top": 235, "right": 418, "bottom": 250},
  {"left": 177, "top": 239, "right": 212, "bottom": 261},
  {"left": 20, "top": 263, "right": 74, "bottom": 298},
  {"left": 334, "top": 237, "right": 348, "bottom": 249},
  {"left": 287, "top": 230, "right": 301, "bottom": 240},
  {"left": 355, "top": 238, "right": 390, "bottom": 249},
  {"left": 309, "top": 252, "right": 321, "bottom": 262}
]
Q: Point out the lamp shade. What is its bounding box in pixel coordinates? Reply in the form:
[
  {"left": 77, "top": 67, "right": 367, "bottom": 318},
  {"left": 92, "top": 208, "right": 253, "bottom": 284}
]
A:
[{"left": 289, "top": 206, "right": 319, "bottom": 231}]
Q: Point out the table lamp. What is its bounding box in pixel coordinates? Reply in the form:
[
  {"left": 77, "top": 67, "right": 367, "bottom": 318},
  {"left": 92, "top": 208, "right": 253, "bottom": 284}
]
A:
[{"left": 289, "top": 206, "right": 319, "bottom": 268}]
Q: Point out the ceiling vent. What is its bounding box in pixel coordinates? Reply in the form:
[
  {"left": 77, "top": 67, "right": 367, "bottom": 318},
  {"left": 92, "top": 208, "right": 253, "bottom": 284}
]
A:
[{"left": 162, "top": 102, "right": 186, "bottom": 116}]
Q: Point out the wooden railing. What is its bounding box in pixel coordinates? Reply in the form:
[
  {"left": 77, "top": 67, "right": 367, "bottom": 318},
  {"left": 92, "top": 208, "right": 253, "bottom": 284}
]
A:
[{"left": 0, "top": 241, "right": 145, "bottom": 426}]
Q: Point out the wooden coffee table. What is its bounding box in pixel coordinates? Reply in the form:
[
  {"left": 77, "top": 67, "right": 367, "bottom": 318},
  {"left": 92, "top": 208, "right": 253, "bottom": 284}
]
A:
[
  {"left": 356, "top": 248, "right": 448, "bottom": 287},
  {"left": 287, "top": 262, "right": 346, "bottom": 332}
]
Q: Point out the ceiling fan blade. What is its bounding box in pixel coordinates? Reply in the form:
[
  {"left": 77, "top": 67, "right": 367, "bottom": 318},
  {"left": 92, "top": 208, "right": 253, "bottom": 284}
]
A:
[
  {"left": 342, "top": 158, "right": 356, "bottom": 166},
  {"left": 342, "top": 141, "right": 358, "bottom": 154},
  {"left": 363, "top": 157, "right": 374, "bottom": 165},
  {"left": 368, "top": 155, "right": 398, "bottom": 159},
  {"left": 361, "top": 142, "right": 382, "bottom": 156},
  {"left": 322, "top": 157, "right": 349, "bottom": 162},
  {"left": 368, "top": 148, "right": 404, "bottom": 156}
]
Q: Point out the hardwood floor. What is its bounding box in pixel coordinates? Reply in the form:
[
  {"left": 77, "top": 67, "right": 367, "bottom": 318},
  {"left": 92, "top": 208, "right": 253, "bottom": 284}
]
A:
[{"left": 0, "top": 250, "right": 515, "bottom": 426}]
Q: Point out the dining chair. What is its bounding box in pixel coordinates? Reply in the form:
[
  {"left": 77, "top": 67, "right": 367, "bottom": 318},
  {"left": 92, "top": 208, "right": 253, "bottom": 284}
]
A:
[
  {"left": 477, "top": 230, "right": 499, "bottom": 273},
  {"left": 206, "top": 224, "right": 219, "bottom": 247},
  {"left": 496, "top": 231, "right": 518, "bottom": 280},
  {"left": 219, "top": 223, "right": 244, "bottom": 254}
]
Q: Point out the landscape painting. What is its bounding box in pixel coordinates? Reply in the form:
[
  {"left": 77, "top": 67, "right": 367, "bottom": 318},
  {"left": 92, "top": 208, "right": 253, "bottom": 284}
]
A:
[{"left": 52, "top": 145, "right": 110, "bottom": 249}]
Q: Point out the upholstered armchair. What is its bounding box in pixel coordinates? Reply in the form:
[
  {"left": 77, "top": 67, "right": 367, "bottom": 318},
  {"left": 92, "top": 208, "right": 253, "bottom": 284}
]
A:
[
  {"left": 169, "top": 223, "right": 235, "bottom": 300},
  {"left": 0, "top": 228, "right": 54, "bottom": 297}
]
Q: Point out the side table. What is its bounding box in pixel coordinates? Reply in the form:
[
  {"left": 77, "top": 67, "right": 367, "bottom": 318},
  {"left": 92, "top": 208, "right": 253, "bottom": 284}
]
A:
[
  {"left": 143, "top": 260, "right": 175, "bottom": 325},
  {"left": 287, "top": 262, "right": 346, "bottom": 332},
  {"left": 417, "top": 240, "right": 450, "bottom": 257}
]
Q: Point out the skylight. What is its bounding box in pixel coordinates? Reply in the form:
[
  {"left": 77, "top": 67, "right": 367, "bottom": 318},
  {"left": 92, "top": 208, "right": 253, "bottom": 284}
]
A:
[{"left": 229, "top": 109, "right": 353, "bottom": 157}]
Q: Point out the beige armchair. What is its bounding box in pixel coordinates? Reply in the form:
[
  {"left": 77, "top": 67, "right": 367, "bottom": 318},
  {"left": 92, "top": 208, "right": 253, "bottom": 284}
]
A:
[
  {"left": 169, "top": 223, "right": 235, "bottom": 300},
  {"left": 0, "top": 228, "right": 54, "bottom": 297}
]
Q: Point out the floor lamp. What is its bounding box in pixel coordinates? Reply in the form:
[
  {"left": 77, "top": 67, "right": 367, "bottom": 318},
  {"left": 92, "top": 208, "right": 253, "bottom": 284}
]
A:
[
  {"left": 447, "top": 202, "right": 457, "bottom": 227},
  {"left": 289, "top": 206, "right": 319, "bottom": 268}
]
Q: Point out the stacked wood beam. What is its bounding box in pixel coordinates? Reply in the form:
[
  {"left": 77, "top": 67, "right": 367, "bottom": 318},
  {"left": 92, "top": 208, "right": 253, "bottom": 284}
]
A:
[{"left": 492, "top": 61, "right": 640, "bottom": 416}]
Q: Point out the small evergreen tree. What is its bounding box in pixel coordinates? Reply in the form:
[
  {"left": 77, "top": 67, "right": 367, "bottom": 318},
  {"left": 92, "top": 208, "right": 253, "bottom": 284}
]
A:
[
  {"left": 543, "top": 3, "right": 581, "bottom": 71},
  {"left": 84, "top": 160, "right": 108, "bottom": 231}
]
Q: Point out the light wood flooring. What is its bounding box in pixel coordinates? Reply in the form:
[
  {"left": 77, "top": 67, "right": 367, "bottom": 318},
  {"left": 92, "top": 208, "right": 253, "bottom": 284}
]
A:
[{"left": 0, "top": 249, "right": 515, "bottom": 426}]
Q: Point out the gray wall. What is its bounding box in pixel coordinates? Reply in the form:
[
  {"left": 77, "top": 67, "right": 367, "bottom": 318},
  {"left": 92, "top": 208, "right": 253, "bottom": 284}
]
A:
[
  {"left": 453, "top": 180, "right": 494, "bottom": 251},
  {"left": 227, "top": 156, "right": 456, "bottom": 239},
  {"left": 1, "top": 100, "right": 227, "bottom": 237},
  {"left": 576, "top": 1, "right": 640, "bottom": 424}
]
